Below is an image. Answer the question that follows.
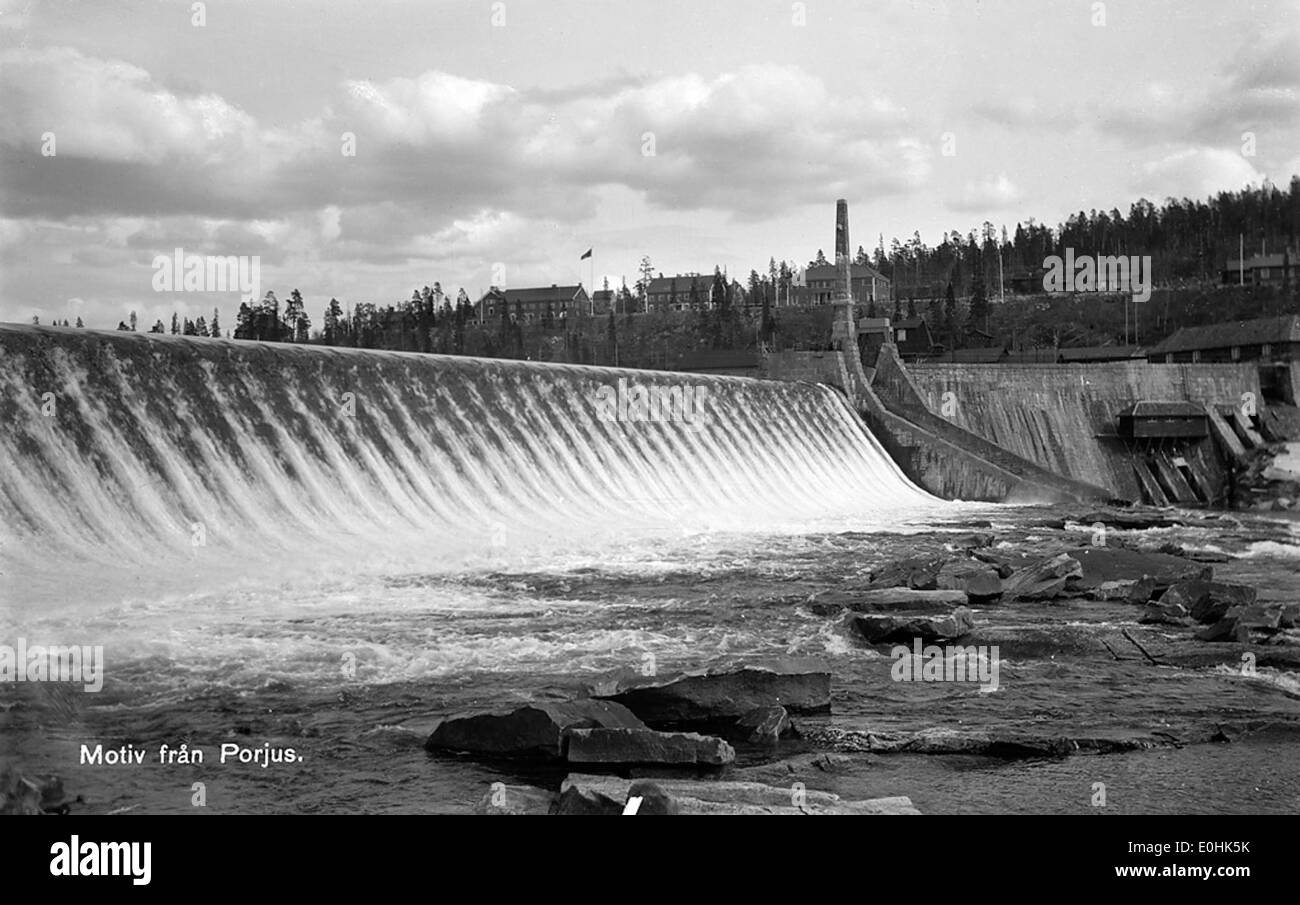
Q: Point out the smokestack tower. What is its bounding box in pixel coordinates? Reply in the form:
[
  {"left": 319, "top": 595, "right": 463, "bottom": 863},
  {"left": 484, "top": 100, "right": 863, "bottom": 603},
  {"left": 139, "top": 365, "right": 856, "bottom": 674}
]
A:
[{"left": 830, "top": 199, "right": 857, "bottom": 352}]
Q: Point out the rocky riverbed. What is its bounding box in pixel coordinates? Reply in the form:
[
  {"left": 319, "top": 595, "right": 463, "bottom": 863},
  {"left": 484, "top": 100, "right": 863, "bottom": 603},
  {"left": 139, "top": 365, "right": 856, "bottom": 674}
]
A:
[{"left": 5, "top": 504, "right": 1299, "bottom": 815}]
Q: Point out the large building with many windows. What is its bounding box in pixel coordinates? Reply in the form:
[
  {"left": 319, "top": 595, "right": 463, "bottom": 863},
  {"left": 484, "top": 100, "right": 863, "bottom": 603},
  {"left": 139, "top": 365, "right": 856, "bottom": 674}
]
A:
[{"left": 478, "top": 285, "right": 591, "bottom": 323}]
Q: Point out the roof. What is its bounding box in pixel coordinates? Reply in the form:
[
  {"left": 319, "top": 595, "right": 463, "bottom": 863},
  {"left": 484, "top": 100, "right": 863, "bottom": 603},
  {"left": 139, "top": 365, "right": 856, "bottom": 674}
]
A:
[
  {"left": 893, "top": 317, "right": 929, "bottom": 331},
  {"left": 1059, "top": 345, "right": 1144, "bottom": 362},
  {"left": 1116, "top": 401, "right": 1208, "bottom": 419},
  {"left": 646, "top": 274, "right": 726, "bottom": 296},
  {"left": 805, "top": 263, "right": 891, "bottom": 283},
  {"left": 592, "top": 290, "right": 614, "bottom": 301},
  {"left": 484, "top": 285, "right": 587, "bottom": 305},
  {"left": 1146, "top": 315, "right": 1300, "bottom": 355}
]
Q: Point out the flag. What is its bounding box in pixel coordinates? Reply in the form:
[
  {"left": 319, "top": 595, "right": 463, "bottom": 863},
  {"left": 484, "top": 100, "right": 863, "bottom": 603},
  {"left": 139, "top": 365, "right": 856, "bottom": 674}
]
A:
[{"left": 580, "top": 248, "right": 592, "bottom": 260}]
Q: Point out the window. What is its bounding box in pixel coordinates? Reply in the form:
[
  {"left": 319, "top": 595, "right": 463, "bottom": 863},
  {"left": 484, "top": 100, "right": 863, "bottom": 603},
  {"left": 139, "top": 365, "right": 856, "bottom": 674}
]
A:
[
  {"left": 1165, "top": 353, "right": 1173, "bottom": 364},
  {"left": 897, "top": 329, "right": 908, "bottom": 341},
  {"left": 1192, "top": 350, "right": 1201, "bottom": 363},
  {"left": 1231, "top": 346, "right": 1240, "bottom": 361},
  {"left": 1263, "top": 343, "right": 1272, "bottom": 358}
]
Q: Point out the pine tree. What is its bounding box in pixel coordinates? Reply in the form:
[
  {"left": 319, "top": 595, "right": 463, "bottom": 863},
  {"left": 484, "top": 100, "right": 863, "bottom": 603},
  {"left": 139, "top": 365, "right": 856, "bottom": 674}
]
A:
[
  {"left": 210, "top": 308, "right": 221, "bottom": 337},
  {"left": 171, "top": 312, "right": 180, "bottom": 334},
  {"left": 129, "top": 311, "right": 137, "bottom": 332}
]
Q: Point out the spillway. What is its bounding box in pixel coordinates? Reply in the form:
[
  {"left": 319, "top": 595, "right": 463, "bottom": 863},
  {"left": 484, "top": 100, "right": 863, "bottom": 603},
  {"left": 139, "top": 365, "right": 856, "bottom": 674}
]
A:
[{"left": 0, "top": 325, "right": 944, "bottom": 607}]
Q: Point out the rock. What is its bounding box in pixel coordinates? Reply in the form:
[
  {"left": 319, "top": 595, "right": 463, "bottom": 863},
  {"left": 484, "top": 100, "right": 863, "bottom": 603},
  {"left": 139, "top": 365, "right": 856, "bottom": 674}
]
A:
[
  {"left": 565, "top": 728, "right": 735, "bottom": 765},
  {"left": 1079, "top": 510, "right": 1185, "bottom": 530},
  {"left": 554, "top": 785, "right": 624, "bottom": 815},
  {"left": 1002, "top": 553, "right": 1082, "bottom": 600},
  {"left": 962, "top": 569, "right": 1004, "bottom": 604},
  {"left": 1278, "top": 603, "right": 1300, "bottom": 629},
  {"left": 1139, "top": 600, "right": 1192, "bottom": 626},
  {"left": 1088, "top": 579, "right": 1137, "bottom": 601},
  {"left": 735, "top": 705, "right": 792, "bottom": 743},
  {"left": 0, "top": 770, "right": 71, "bottom": 815},
  {"left": 867, "top": 556, "right": 945, "bottom": 590},
  {"left": 1161, "top": 580, "right": 1258, "bottom": 624},
  {"left": 474, "top": 783, "right": 558, "bottom": 815},
  {"left": 426, "top": 700, "right": 645, "bottom": 758},
  {"left": 625, "top": 781, "right": 679, "bottom": 815},
  {"left": 592, "top": 658, "right": 831, "bottom": 725},
  {"left": 843, "top": 588, "right": 969, "bottom": 611},
  {"left": 560, "top": 774, "right": 920, "bottom": 815},
  {"left": 1227, "top": 603, "right": 1282, "bottom": 631},
  {"left": 846, "top": 607, "right": 975, "bottom": 644},
  {"left": 1195, "top": 617, "right": 1251, "bottom": 643},
  {"left": 1127, "top": 576, "right": 1160, "bottom": 604},
  {"left": 1155, "top": 542, "right": 1232, "bottom": 563},
  {"left": 945, "top": 532, "right": 995, "bottom": 550},
  {"left": 1067, "top": 547, "right": 1212, "bottom": 594}
]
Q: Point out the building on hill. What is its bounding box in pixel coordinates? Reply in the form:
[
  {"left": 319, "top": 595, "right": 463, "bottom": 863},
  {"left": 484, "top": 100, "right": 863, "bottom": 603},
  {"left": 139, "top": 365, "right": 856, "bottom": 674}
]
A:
[
  {"left": 1146, "top": 314, "right": 1300, "bottom": 403},
  {"left": 803, "top": 262, "right": 892, "bottom": 307},
  {"left": 644, "top": 273, "right": 743, "bottom": 312},
  {"left": 591, "top": 289, "right": 615, "bottom": 315},
  {"left": 478, "top": 285, "right": 591, "bottom": 323},
  {"left": 892, "top": 317, "right": 935, "bottom": 360},
  {"left": 1221, "top": 251, "right": 1299, "bottom": 286}
]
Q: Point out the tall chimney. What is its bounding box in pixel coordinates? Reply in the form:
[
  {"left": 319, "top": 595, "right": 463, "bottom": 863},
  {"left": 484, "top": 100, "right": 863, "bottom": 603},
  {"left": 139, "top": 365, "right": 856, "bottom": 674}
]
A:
[
  {"left": 835, "top": 198, "right": 851, "bottom": 296},
  {"left": 830, "top": 199, "right": 857, "bottom": 353}
]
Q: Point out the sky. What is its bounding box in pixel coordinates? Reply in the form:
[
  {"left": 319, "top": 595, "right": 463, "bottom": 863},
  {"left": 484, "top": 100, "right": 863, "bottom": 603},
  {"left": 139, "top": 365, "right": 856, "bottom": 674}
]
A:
[{"left": 1, "top": 0, "right": 1298, "bottom": 329}]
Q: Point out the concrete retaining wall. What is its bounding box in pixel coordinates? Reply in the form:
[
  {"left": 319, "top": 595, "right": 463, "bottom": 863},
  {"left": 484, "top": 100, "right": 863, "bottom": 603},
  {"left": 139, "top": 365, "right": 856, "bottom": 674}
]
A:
[{"left": 908, "top": 361, "right": 1261, "bottom": 499}]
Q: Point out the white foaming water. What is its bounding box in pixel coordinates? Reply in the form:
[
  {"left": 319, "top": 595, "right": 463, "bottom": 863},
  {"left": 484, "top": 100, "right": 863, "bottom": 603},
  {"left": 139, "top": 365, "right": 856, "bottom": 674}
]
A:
[{"left": 0, "top": 326, "right": 963, "bottom": 679}]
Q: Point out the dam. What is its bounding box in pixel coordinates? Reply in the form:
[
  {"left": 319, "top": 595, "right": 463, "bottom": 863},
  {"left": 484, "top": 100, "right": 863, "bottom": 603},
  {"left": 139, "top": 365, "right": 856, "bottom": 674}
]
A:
[{"left": 0, "top": 323, "right": 947, "bottom": 604}]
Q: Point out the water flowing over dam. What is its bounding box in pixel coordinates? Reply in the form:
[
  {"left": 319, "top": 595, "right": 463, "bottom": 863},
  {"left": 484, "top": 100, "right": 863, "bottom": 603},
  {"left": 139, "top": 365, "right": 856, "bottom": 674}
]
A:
[{"left": 1, "top": 326, "right": 944, "bottom": 607}]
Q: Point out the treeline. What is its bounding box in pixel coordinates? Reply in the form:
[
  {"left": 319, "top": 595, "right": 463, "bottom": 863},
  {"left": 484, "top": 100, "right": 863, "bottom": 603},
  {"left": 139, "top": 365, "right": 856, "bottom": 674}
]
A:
[{"left": 862, "top": 177, "right": 1300, "bottom": 299}]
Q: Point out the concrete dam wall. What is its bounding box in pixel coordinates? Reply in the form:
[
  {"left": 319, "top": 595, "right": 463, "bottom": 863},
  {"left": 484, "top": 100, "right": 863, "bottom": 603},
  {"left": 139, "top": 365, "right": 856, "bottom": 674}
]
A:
[{"left": 907, "top": 361, "right": 1262, "bottom": 501}]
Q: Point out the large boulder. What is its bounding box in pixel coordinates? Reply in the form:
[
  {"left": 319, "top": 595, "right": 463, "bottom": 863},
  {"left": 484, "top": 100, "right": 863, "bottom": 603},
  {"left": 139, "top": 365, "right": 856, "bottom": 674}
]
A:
[
  {"left": 1162, "top": 580, "right": 1258, "bottom": 624},
  {"left": 426, "top": 700, "right": 645, "bottom": 758},
  {"left": 561, "top": 774, "right": 920, "bottom": 815},
  {"left": 565, "top": 728, "right": 735, "bottom": 766},
  {"left": 554, "top": 785, "right": 624, "bottom": 815},
  {"left": 867, "top": 556, "right": 946, "bottom": 590},
  {"left": 846, "top": 607, "right": 975, "bottom": 644},
  {"left": 592, "top": 658, "right": 831, "bottom": 725},
  {"left": 842, "top": 588, "right": 969, "bottom": 612},
  {"left": 1139, "top": 599, "right": 1192, "bottom": 626},
  {"left": 1067, "top": 547, "right": 1213, "bottom": 594},
  {"left": 1002, "top": 553, "right": 1083, "bottom": 600}
]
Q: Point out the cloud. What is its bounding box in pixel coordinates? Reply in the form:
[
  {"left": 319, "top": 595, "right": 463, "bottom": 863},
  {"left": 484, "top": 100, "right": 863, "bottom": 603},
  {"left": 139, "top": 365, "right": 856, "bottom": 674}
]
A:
[
  {"left": 1, "top": 48, "right": 926, "bottom": 227},
  {"left": 1135, "top": 148, "right": 1265, "bottom": 200}
]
